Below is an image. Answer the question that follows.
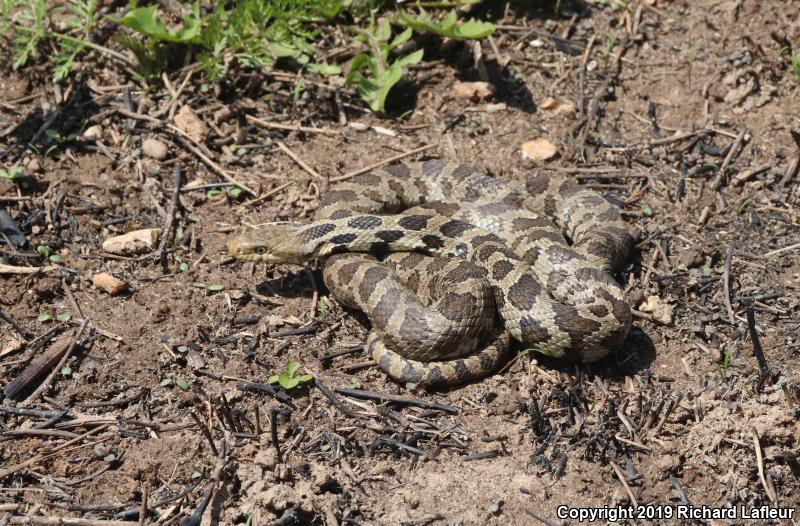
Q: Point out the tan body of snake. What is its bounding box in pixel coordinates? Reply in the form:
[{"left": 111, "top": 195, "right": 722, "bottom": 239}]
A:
[{"left": 228, "top": 159, "right": 636, "bottom": 387}]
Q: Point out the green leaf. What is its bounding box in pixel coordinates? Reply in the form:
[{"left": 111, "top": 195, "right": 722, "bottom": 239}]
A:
[
  {"left": 56, "top": 312, "right": 71, "bottom": 322},
  {"left": 49, "top": 254, "right": 62, "bottom": 263},
  {"left": 400, "top": 9, "right": 494, "bottom": 40},
  {"left": 207, "top": 189, "right": 223, "bottom": 198},
  {"left": 0, "top": 166, "right": 23, "bottom": 180},
  {"left": 208, "top": 284, "right": 224, "bottom": 292},
  {"left": 176, "top": 377, "right": 190, "bottom": 390},
  {"left": 36, "top": 245, "right": 50, "bottom": 258},
  {"left": 642, "top": 205, "right": 654, "bottom": 217},
  {"left": 307, "top": 63, "right": 342, "bottom": 76},
  {"left": 278, "top": 373, "right": 300, "bottom": 390},
  {"left": 160, "top": 378, "right": 172, "bottom": 387},
  {"left": 227, "top": 186, "right": 243, "bottom": 199},
  {"left": 180, "top": 262, "right": 189, "bottom": 272},
  {"left": 103, "top": 453, "right": 117, "bottom": 462},
  {"left": 286, "top": 361, "right": 301, "bottom": 376},
  {"left": 37, "top": 313, "right": 53, "bottom": 322},
  {"left": 112, "top": 5, "right": 203, "bottom": 44},
  {"left": 177, "top": 345, "right": 189, "bottom": 353},
  {"left": 268, "top": 374, "right": 279, "bottom": 384},
  {"left": 61, "top": 366, "right": 72, "bottom": 376}
]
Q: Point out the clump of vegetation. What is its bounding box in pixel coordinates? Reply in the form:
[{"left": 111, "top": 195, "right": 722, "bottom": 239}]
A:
[{"left": 1, "top": 0, "right": 495, "bottom": 113}]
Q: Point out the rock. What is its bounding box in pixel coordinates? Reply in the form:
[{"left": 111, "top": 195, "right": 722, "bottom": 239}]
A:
[
  {"left": 310, "top": 462, "right": 336, "bottom": 492},
  {"left": 174, "top": 105, "right": 207, "bottom": 142},
  {"left": 540, "top": 97, "right": 576, "bottom": 116},
  {"left": 453, "top": 81, "right": 494, "bottom": 102},
  {"left": 26, "top": 157, "right": 42, "bottom": 174},
  {"left": 142, "top": 138, "right": 169, "bottom": 161},
  {"left": 81, "top": 125, "right": 103, "bottom": 141},
  {"left": 92, "top": 272, "right": 129, "bottom": 295},
  {"left": 521, "top": 139, "right": 558, "bottom": 162},
  {"left": 677, "top": 247, "right": 704, "bottom": 269},
  {"left": 102, "top": 229, "right": 160, "bottom": 255},
  {"left": 639, "top": 295, "right": 673, "bottom": 325}
]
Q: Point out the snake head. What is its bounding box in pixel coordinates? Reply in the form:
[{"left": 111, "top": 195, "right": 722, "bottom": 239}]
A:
[{"left": 227, "top": 224, "right": 310, "bottom": 264}]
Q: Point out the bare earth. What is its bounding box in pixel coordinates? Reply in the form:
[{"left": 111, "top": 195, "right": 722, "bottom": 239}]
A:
[{"left": 1, "top": 1, "right": 799, "bottom": 525}]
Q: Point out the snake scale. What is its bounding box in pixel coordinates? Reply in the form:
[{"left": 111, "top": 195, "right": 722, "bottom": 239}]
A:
[{"left": 228, "top": 160, "right": 635, "bottom": 387}]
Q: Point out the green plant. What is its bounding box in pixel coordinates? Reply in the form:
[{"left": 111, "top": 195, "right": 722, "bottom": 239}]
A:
[
  {"left": 0, "top": 166, "right": 23, "bottom": 180},
  {"left": 791, "top": 51, "right": 800, "bottom": 79},
  {"left": 346, "top": 22, "right": 423, "bottom": 113},
  {"left": 715, "top": 348, "right": 731, "bottom": 382},
  {"left": 269, "top": 361, "right": 313, "bottom": 390},
  {"left": 399, "top": 8, "right": 493, "bottom": 40}
]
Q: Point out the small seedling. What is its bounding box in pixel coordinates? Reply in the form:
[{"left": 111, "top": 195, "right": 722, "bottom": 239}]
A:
[
  {"left": 399, "top": 9, "right": 494, "bottom": 40},
  {"left": 0, "top": 166, "right": 24, "bottom": 180},
  {"left": 61, "top": 366, "right": 72, "bottom": 376},
  {"left": 269, "top": 361, "right": 313, "bottom": 390},
  {"left": 715, "top": 348, "right": 732, "bottom": 382},
  {"left": 791, "top": 51, "right": 800, "bottom": 79},
  {"left": 347, "top": 22, "right": 424, "bottom": 113}
]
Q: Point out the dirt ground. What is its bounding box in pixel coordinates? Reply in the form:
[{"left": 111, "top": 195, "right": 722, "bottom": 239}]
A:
[{"left": 1, "top": 1, "right": 799, "bottom": 525}]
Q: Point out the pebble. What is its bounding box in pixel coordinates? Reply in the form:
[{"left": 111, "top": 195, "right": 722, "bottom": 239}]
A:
[
  {"left": 453, "top": 81, "right": 494, "bottom": 102},
  {"left": 521, "top": 139, "right": 558, "bottom": 162},
  {"left": 81, "top": 125, "right": 103, "bottom": 141},
  {"left": 92, "top": 272, "right": 129, "bottom": 295},
  {"left": 102, "top": 228, "right": 160, "bottom": 255},
  {"left": 142, "top": 138, "right": 169, "bottom": 161},
  {"left": 174, "top": 105, "right": 207, "bottom": 142},
  {"left": 677, "top": 247, "right": 704, "bottom": 269}
]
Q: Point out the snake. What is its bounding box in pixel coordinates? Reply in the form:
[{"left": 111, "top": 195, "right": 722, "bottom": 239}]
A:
[{"left": 228, "top": 159, "right": 635, "bottom": 387}]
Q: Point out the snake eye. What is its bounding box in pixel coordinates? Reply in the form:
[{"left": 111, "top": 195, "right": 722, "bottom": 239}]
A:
[{"left": 255, "top": 247, "right": 267, "bottom": 255}]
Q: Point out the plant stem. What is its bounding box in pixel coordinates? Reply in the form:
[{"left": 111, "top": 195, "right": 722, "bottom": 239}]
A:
[{"left": 12, "top": 23, "right": 136, "bottom": 68}]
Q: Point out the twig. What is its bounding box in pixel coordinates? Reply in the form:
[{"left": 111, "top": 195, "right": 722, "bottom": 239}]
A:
[
  {"left": 21, "top": 319, "right": 89, "bottom": 407},
  {"left": 722, "top": 246, "right": 736, "bottom": 324},
  {"left": 763, "top": 241, "right": 800, "bottom": 258},
  {"left": 242, "top": 181, "right": 293, "bottom": 207},
  {"left": 246, "top": 115, "right": 338, "bottom": 136},
  {"left": 0, "top": 263, "right": 60, "bottom": 274},
  {"left": 652, "top": 392, "right": 683, "bottom": 435},
  {"left": 8, "top": 518, "right": 134, "bottom": 526},
  {"left": 170, "top": 133, "right": 257, "bottom": 195},
  {"left": 329, "top": 144, "right": 438, "bottom": 183},
  {"left": 714, "top": 128, "right": 747, "bottom": 188},
  {"left": 276, "top": 142, "right": 323, "bottom": 181},
  {"left": 0, "top": 308, "right": 29, "bottom": 338},
  {"left": 751, "top": 427, "right": 777, "bottom": 502},
  {"left": 270, "top": 408, "right": 284, "bottom": 464},
  {"left": 746, "top": 308, "right": 770, "bottom": 379},
  {"left": 610, "top": 461, "right": 639, "bottom": 507},
  {"left": 524, "top": 509, "right": 564, "bottom": 526},
  {"left": 731, "top": 163, "right": 772, "bottom": 186},
  {"left": 0, "top": 423, "right": 110, "bottom": 481},
  {"left": 334, "top": 387, "right": 458, "bottom": 414},
  {"left": 155, "top": 165, "right": 183, "bottom": 263}
]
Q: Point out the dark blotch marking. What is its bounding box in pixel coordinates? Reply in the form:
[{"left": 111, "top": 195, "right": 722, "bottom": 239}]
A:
[
  {"left": 330, "top": 245, "right": 349, "bottom": 255},
  {"left": 439, "top": 219, "right": 473, "bottom": 239},
  {"left": 320, "top": 189, "right": 358, "bottom": 207},
  {"left": 453, "top": 359, "right": 471, "bottom": 381},
  {"left": 331, "top": 232, "right": 358, "bottom": 245},
  {"left": 369, "top": 242, "right": 391, "bottom": 259},
  {"left": 399, "top": 308, "right": 430, "bottom": 344},
  {"left": 422, "top": 235, "right": 445, "bottom": 250},
  {"left": 525, "top": 176, "right": 549, "bottom": 196},
  {"left": 437, "top": 292, "right": 477, "bottom": 321},
  {"left": 335, "top": 261, "right": 362, "bottom": 285},
  {"left": 384, "top": 163, "right": 411, "bottom": 178},
  {"left": 353, "top": 172, "right": 381, "bottom": 186},
  {"left": 397, "top": 215, "right": 430, "bottom": 231},
  {"left": 421, "top": 159, "right": 449, "bottom": 178},
  {"left": 375, "top": 230, "right": 405, "bottom": 243},
  {"left": 506, "top": 274, "right": 543, "bottom": 310},
  {"left": 518, "top": 315, "right": 551, "bottom": 343},
  {"left": 300, "top": 222, "right": 336, "bottom": 241},
  {"left": 347, "top": 216, "right": 383, "bottom": 230},
  {"left": 552, "top": 304, "right": 602, "bottom": 347},
  {"left": 491, "top": 260, "right": 515, "bottom": 281},
  {"left": 588, "top": 304, "right": 609, "bottom": 318},
  {"left": 542, "top": 195, "right": 558, "bottom": 217},
  {"left": 451, "top": 164, "right": 477, "bottom": 179},
  {"left": 329, "top": 210, "right": 352, "bottom": 220}
]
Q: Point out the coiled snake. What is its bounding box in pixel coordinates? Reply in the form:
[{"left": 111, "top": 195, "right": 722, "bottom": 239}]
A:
[{"left": 228, "top": 160, "right": 635, "bottom": 387}]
